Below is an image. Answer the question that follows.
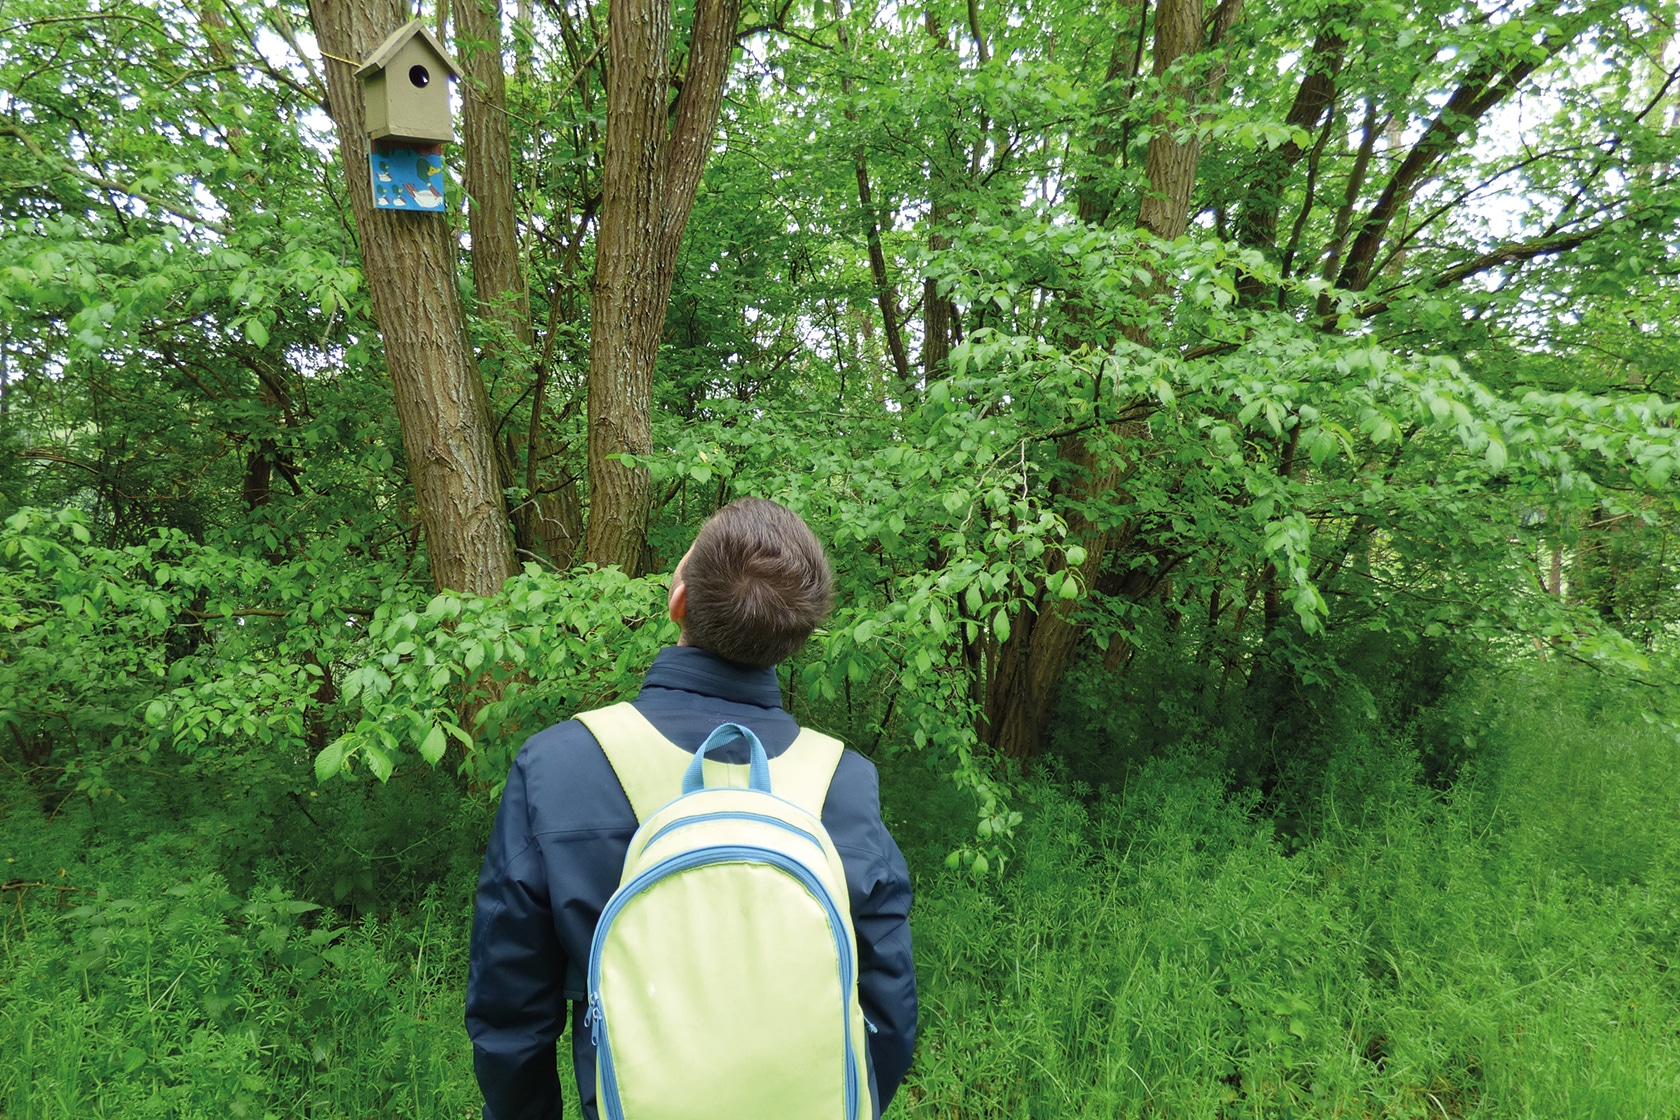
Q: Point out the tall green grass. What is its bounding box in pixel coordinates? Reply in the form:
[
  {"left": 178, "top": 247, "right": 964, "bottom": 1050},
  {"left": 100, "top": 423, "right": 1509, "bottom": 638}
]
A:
[
  {"left": 0, "top": 878, "right": 477, "bottom": 1119},
  {"left": 2, "top": 666, "right": 1676, "bottom": 1118},
  {"left": 900, "top": 668, "right": 1680, "bottom": 1118}
]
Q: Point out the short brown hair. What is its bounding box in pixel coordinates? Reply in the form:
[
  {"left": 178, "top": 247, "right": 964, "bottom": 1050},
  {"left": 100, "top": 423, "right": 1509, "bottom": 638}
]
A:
[{"left": 680, "top": 498, "right": 833, "bottom": 668}]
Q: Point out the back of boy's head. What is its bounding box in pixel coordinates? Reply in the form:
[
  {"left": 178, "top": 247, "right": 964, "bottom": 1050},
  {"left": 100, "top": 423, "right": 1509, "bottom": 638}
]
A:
[{"left": 680, "top": 498, "right": 833, "bottom": 669}]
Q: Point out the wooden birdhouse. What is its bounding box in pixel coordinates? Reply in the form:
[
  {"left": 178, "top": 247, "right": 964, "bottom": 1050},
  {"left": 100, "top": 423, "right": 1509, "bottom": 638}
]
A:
[{"left": 356, "top": 19, "right": 460, "bottom": 145}]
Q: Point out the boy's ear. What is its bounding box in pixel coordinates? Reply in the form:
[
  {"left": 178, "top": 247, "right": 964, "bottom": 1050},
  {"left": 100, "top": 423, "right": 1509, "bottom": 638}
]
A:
[
  {"left": 668, "top": 576, "right": 688, "bottom": 626},
  {"left": 669, "top": 546, "right": 693, "bottom": 629}
]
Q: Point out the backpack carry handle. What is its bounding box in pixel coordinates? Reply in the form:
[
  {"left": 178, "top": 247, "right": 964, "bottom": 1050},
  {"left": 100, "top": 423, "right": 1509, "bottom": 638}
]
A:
[{"left": 682, "top": 723, "right": 772, "bottom": 795}]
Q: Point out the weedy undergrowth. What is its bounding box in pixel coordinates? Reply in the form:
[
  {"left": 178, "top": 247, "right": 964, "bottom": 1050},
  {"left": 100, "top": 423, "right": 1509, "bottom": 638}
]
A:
[
  {"left": 2, "top": 665, "right": 1676, "bottom": 1118},
  {"left": 0, "top": 875, "right": 493, "bottom": 1120},
  {"left": 897, "top": 667, "right": 1680, "bottom": 1118}
]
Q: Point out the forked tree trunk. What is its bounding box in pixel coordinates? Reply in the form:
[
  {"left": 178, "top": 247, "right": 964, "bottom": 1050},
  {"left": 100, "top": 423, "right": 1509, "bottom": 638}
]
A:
[
  {"left": 309, "top": 0, "right": 515, "bottom": 596},
  {"left": 583, "top": 0, "right": 742, "bottom": 572}
]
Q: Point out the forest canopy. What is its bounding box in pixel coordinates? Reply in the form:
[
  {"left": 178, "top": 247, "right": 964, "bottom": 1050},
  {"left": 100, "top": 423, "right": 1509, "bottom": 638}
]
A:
[{"left": 2, "top": 0, "right": 1675, "bottom": 789}]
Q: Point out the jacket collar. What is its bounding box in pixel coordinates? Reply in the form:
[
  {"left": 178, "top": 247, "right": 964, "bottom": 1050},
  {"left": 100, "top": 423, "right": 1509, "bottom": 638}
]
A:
[{"left": 639, "top": 645, "right": 784, "bottom": 709}]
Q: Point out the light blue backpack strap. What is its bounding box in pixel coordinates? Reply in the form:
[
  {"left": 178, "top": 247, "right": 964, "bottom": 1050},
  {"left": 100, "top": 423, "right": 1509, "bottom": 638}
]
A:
[
  {"left": 766, "top": 728, "right": 845, "bottom": 816},
  {"left": 574, "top": 703, "right": 691, "bottom": 824}
]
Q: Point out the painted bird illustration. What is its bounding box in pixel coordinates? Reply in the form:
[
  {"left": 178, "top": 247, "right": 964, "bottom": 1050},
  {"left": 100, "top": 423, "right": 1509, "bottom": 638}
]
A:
[
  {"left": 402, "top": 183, "right": 445, "bottom": 208},
  {"left": 376, "top": 162, "right": 394, "bottom": 183}
]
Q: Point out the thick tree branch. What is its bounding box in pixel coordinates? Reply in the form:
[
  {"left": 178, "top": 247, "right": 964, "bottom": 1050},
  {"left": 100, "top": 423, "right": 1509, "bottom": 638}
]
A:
[{"left": 1336, "top": 17, "right": 1583, "bottom": 293}]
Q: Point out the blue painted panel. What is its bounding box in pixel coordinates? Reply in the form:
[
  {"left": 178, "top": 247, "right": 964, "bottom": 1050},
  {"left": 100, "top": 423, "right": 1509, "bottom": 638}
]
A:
[{"left": 370, "top": 144, "right": 446, "bottom": 212}]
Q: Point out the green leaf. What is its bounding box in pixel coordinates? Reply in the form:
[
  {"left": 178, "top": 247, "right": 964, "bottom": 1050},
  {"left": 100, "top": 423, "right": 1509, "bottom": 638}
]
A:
[
  {"left": 365, "top": 743, "right": 394, "bottom": 782},
  {"left": 1485, "top": 438, "right": 1508, "bottom": 472},
  {"left": 244, "top": 317, "right": 269, "bottom": 348},
  {"left": 419, "top": 723, "right": 447, "bottom": 765},
  {"left": 313, "top": 740, "right": 346, "bottom": 782},
  {"left": 993, "top": 610, "right": 1011, "bottom": 643}
]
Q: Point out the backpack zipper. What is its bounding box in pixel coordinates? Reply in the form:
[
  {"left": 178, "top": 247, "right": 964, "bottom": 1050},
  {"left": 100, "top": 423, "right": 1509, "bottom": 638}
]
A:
[
  {"left": 588, "top": 842, "right": 860, "bottom": 1120},
  {"left": 640, "top": 809, "right": 823, "bottom": 852}
]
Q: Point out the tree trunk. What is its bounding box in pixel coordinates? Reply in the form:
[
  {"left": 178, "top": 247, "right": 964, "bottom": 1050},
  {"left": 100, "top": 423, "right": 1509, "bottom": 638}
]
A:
[
  {"left": 514, "top": 0, "right": 534, "bottom": 82},
  {"left": 1073, "top": 0, "right": 1148, "bottom": 229},
  {"left": 309, "top": 0, "right": 515, "bottom": 596},
  {"left": 833, "top": 0, "right": 912, "bottom": 388},
  {"left": 857, "top": 156, "right": 913, "bottom": 387},
  {"left": 1233, "top": 26, "right": 1343, "bottom": 302},
  {"left": 921, "top": 8, "right": 957, "bottom": 383},
  {"left": 922, "top": 202, "right": 952, "bottom": 381},
  {"left": 583, "top": 0, "right": 742, "bottom": 572},
  {"left": 458, "top": 0, "right": 531, "bottom": 342},
  {"left": 984, "top": 0, "right": 1238, "bottom": 761},
  {"left": 456, "top": 0, "right": 580, "bottom": 569}
]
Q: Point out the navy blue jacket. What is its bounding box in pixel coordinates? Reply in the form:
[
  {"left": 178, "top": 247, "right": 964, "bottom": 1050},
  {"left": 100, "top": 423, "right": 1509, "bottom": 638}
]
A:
[{"left": 466, "top": 646, "right": 917, "bottom": 1120}]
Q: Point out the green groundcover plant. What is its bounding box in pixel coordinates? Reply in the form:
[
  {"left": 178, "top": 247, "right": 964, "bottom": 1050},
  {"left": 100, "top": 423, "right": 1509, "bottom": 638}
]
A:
[{"left": 4, "top": 666, "right": 1677, "bottom": 1119}]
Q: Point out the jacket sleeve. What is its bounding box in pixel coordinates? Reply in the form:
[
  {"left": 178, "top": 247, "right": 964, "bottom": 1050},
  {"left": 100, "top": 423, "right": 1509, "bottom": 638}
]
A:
[
  {"left": 466, "top": 749, "right": 569, "bottom": 1120},
  {"left": 828, "top": 755, "right": 918, "bottom": 1112}
]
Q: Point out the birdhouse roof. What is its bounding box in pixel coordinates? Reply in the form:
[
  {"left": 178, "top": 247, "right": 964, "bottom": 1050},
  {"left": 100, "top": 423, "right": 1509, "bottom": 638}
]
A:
[{"left": 355, "top": 19, "right": 461, "bottom": 80}]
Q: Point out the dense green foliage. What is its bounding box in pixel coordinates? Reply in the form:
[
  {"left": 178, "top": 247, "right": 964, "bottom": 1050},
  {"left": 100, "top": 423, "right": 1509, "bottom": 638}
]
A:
[{"left": 4, "top": 0, "right": 1680, "bottom": 1114}]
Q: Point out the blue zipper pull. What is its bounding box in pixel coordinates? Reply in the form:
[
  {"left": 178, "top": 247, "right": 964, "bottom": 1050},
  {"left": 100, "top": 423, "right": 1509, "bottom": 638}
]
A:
[
  {"left": 586, "top": 993, "right": 605, "bottom": 1048},
  {"left": 864, "top": 1016, "right": 879, "bottom": 1035}
]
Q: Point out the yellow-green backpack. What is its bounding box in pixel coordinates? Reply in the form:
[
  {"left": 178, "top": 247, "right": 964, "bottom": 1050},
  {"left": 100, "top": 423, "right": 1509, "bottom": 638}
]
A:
[{"left": 576, "top": 703, "right": 874, "bottom": 1120}]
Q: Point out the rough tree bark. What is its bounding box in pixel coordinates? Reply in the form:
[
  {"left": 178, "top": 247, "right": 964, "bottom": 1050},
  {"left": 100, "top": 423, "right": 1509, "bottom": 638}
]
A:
[
  {"left": 455, "top": 0, "right": 584, "bottom": 568},
  {"left": 984, "top": 0, "right": 1243, "bottom": 760},
  {"left": 309, "top": 0, "right": 515, "bottom": 596},
  {"left": 583, "top": 0, "right": 742, "bottom": 573}
]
